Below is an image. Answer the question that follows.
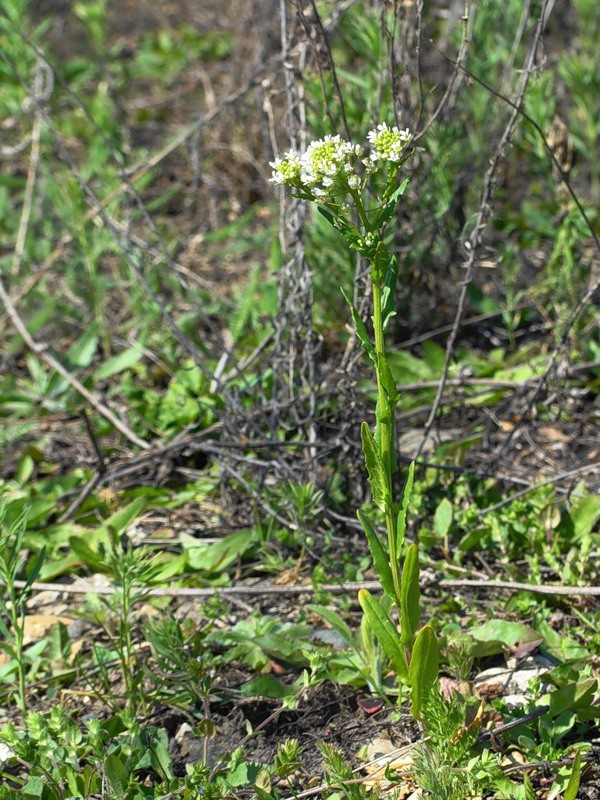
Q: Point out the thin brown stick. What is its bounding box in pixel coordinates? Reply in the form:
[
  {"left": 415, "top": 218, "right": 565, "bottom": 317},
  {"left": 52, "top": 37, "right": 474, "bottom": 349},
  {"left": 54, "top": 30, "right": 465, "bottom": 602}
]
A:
[
  {"left": 440, "top": 578, "right": 600, "bottom": 597},
  {"left": 1, "top": 578, "right": 383, "bottom": 598}
]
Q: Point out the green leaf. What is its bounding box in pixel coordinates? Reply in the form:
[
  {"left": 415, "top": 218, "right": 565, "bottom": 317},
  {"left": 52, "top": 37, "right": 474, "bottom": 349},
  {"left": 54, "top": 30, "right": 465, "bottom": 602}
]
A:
[
  {"left": 433, "top": 498, "right": 453, "bottom": 538},
  {"left": 357, "top": 510, "right": 394, "bottom": 600},
  {"left": 400, "top": 543, "right": 420, "bottom": 648},
  {"left": 361, "top": 422, "right": 389, "bottom": 511},
  {"left": 388, "top": 177, "right": 410, "bottom": 205},
  {"left": 371, "top": 240, "right": 388, "bottom": 282},
  {"left": 409, "top": 625, "right": 438, "bottom": 720},
  {"left": 96, "top": 496, "right": 147, "bottom": 543},
  {"left": 94, "top": 345, "right": 144, "bottom": 380},
  {"left": 66, "top": 326, "right": 99, "bottom": 369},
  {"left": 569, "top": 495, "right": 600, "bottom": 541},
  {"left": 523, "top": 771, "right": 536, "bottom": 800},
  {"left": 23, "top": 546, "right": 46, "bottom": 591},
  {"left": 381, "top": 255, "right": 398, "bottom": 332},
  {"left": 181, "top": 529, "right": 258, "bottom": 573},
  {"left": 69, "top": 535, "right": 105, "bottom": 570},
  {"left": 23, "top": 776, "right": 44, "bottom": 798},
  {"left": 396, "top": 462, "right": 414, "bottom": 552},
  {"left": 309, "top": 604, "right": 354, "bottom": 647},
  {"left": 467, "top": 620, "right": 541, "bottom": 657},
  {"left": 317, "top": 205, "right": 336, "bottom": 226},
  {"left": 537, "top": 619, "right": 588, "bottom": 661},
  {"left": 240, "top": 675, "right": 297, "bottom": 698},
  {"left": 378, "top": 354, "right": 399, "bottom": 407},
  {"left": 358, "top": 589, "right": 407, "bottom": 681},
  {"left": 143, "top": 727, "right": 173, "bottom": 780},
  {"left": 563, "top": 750, "right": 582, "bottom": 800},
  {"left": 0, "top": 639, "right": 17, "bottom": 658},
  {"left": 340, "top": 286, "right": 377, "bottom": 366},
  {"left": 104, "top": 754, "right": 128, "bottom": 799},
  {"left": 374, "top": 178, "right": 410, "bottom": 227},
  {"left": 547, "top": 679, "right": 598, "bottom": 717}
]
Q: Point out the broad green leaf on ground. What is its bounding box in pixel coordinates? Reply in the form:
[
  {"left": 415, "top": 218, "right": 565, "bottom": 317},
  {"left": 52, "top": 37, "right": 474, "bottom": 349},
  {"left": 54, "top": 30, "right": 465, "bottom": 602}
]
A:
[
  {"left": 239, "top": 674, "right": 298, "bottom": 698},
  {"left": 180, "top": 529, "right": 258, "bottom": 573},
  {"left": 537, "top": 620, "right": 589, "bottom": 662},
  {"left": 93, "top": 344, "right": 145, "bottom": 380},
  {"left": 104, "top": 753, "right": 128, "bottom": 799},
  {"left": 96, "top": 496, "right": 147, "bottom": 540},
  {"left": 545, "top": 678, "right": 598, "bottom": 718},
  {"left": 433, "top": 498, "right": 453, "bottom": 538},
  {"left": 569, "top": 495, "right": 600, "bottom": 541},
  {"left": 466, "top": 620, "right": 541, "bottom": 658}
]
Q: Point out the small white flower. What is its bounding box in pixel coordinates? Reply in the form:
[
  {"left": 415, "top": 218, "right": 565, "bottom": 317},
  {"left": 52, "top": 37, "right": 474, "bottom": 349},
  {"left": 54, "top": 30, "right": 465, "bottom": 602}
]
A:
[{"left": 348, "top": 174, "right": 360, "bottom": 189}]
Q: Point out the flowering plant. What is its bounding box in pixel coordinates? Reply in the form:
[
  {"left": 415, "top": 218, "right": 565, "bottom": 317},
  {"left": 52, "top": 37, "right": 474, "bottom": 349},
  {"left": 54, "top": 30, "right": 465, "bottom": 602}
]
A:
[{"left": 272, "top": 124, "right": 438, "bottom": 718}]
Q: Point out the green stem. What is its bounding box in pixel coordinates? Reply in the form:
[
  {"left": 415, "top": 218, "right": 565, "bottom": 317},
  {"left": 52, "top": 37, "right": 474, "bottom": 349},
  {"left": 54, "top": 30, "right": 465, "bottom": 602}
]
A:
[
  {"left": 350, "top": 182, "right": 402, "bottom": 607},
  {"left": 347, "top": 186, "right": 371, "bottom": 231},
  {"left": 9, "top": 587, "right": 26, "bottom": 713},
  {"left": 371, "top": 271, "right": 401, "bottom": 608}
]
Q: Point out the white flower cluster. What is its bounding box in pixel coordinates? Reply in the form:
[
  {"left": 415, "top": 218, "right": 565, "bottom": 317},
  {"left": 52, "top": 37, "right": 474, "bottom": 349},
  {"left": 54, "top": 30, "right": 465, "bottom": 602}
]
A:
[
  {"left": 270, "top": 124, "right": 412, "bottom": 197},
  {"left": 366, "top": 122, "right": 412, "bottom": 163},
  {"left": 270, "top": 134, "right": 362, "bottom": 197}
]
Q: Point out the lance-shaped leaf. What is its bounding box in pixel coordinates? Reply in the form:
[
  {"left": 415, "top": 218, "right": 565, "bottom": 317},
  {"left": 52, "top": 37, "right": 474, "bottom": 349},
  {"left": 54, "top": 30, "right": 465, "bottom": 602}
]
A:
[
  {"left": 318, "top": 205, "right": 351, "bottom": 238},
  {"left": 409, "top": 625, "right": 439, "bottom": 720},
  {"left": 400, "top": 543, "right": 420, "bottom": 648},
  {"left": 371, "top": 240, "right": 388, "bottom": 283},
  {"left": 374, "top": 178, "right": 410, "bottom": 227},
  {"left": 23, "top": 546, "right": 46, "bottom": 595},
  {"left": 361, "top": 422, "right": 389, "bottom": 511},
  {"left": 340, "top": 286, "right": 377, "bottom": 366},
  {"left": 377, "top": 354, "right": 399, "bottom": 408},
  {"left": 396, "top": 462, "right": 415, "bottom": 553},
  {"left": 563, "top": 750, "right": 582, "bottom": 800},
  {"left": 358, "top": 589, "right": 408, "bottom": 681},
  {"left": 309, "top": 604, "right": 354, "bottom": 648},
  {"left": 358, "top": 510, "right": 394, "bottom": 600}
]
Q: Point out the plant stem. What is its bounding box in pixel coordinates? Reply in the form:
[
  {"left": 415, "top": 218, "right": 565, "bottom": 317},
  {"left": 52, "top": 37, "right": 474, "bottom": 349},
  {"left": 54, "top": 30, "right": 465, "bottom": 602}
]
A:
[{"left": 370, "top": 264, "right": 401, "bottom": 607}]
